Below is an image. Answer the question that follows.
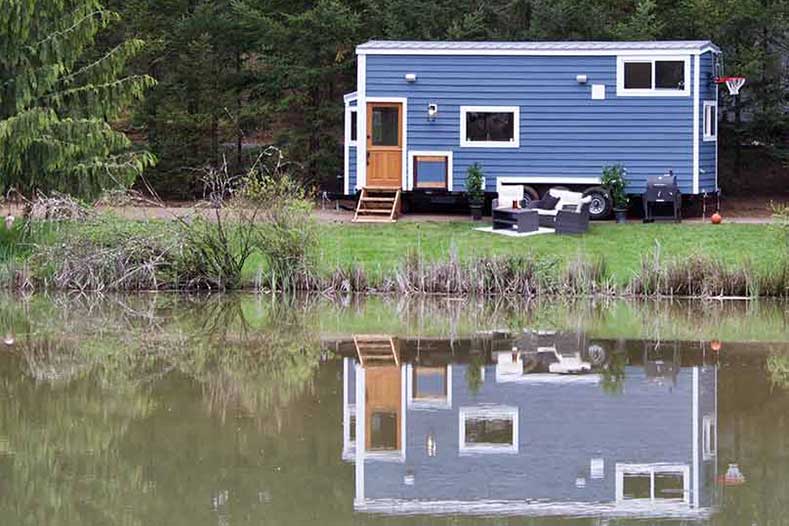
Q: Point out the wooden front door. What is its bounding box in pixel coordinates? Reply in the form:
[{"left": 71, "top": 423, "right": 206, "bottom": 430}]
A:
[{"left": 366, "top": 102, "right": 402, "bottom": 188}]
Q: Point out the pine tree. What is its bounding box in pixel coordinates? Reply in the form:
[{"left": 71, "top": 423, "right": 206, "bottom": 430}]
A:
[{"left": 0, "top": 0, "right": 156, "bottom": 198}]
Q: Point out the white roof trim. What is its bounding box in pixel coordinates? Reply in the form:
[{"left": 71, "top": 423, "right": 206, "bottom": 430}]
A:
[
  {"left": 343, "top": 91, "right": 358, "bottom": 103},
  {"left": 357, "top": 40, "right": 720, "bottom": 56}
]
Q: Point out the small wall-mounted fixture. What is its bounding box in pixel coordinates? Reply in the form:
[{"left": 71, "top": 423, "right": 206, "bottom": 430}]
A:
[
  {"left": 427, "top": 103, "right": 438, "bottom": 120},
  {"left": 404, "top": 73, "right": 417, "bottom": 83},
  {"left": 576, "top": 74, "right": 588, "bottom": 84}
]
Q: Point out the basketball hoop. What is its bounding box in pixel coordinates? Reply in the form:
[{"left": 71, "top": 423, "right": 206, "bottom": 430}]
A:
[{"left": 715, "top": 76, "right": 746, "bottom": 96}]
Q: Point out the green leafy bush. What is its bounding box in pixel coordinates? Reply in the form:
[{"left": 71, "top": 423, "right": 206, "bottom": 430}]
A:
[
  {"left": 601, "top": 164, "right": 629, "bottom": 209},
  {"left": 465, "top": 163, "right": 485, "bottom": 203}
]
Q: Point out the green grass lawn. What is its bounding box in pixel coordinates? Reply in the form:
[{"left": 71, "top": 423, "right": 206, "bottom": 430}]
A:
[{"left": 303, "top": 221, "right": 784, "bottom": 282}]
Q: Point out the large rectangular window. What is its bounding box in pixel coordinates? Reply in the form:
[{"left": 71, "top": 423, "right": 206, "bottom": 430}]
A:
[
  {"left": 617, "top": 56, "right": 690, "bottom": 96},
  {"left": 460, "top": 106, "right": 520, "bottom": 148},
  {"left": 616, "top": 464, "right": 690, "bottom": 504},
  {"left": 703, "top": 101, "right": 717, "bottom": 141},
  {"left": 459, "top": 406, "right": 518, "bottom": 455}
]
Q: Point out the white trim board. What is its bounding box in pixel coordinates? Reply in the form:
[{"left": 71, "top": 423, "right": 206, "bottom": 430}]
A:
[
  {"left": 496, "top": 176, "right": 601, "bottom": 193},
  {"left": 407, "top": 150, "right": 454, "bottom": 191},
  {"left": 692, "top": 55, "right": 700, "bottom": 194},
  {"left": 355, "top": 54, "right": 367, "bottom": 190},
  {"left": 358, "top": 48, "right": 715, "bottom": 57},
  {"left": 343, "top": 105, "right": 358, "bottom": 195},
  {"left": 615, "top": 55, "right": 691, "bottom": 97},
  {"left": 460, "top": 105, "right": 520, "bottom": 148}
]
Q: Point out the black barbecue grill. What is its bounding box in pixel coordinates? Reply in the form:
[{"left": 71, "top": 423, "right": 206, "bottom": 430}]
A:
[{"left": 643, "top": 171, "right": 681, "bottom": 223}]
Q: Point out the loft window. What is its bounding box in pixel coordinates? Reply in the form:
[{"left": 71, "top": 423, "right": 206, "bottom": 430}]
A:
[
  {"left": 460, "top": 106, "right": 520, "bottom": 148},
  {"left": 703, "top": 101, "right": 717, "bottom": 141},
  {"left": 617, "top": 56, "right": 690, "bottom": 96}
]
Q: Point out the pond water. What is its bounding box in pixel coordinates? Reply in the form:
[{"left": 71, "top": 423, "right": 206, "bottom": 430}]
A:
[{"left": 0, "top": 294, "right": 788, "bottom": 525}]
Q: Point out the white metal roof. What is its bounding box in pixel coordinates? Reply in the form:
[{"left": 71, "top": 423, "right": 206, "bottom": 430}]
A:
[{"left": 357, "top": 40, "right": 720, "bottom": 55}]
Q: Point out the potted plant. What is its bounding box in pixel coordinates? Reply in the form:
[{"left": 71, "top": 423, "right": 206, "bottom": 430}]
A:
[
  {"left": 465, "top": 163, "right": 485, "bottom": 220},
  {"left": 601, "top": 164, "right": 628, "bottom": 224}
]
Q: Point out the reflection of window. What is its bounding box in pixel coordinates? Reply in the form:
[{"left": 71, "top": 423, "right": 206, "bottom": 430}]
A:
[
  {"left": 617, "top": 56, "right": 689, "bottom": 96},
  {"left": 349, "top": 414, "right": 356, "bottom": 441},
  {"left": 616, "top": 464, "right": 689, "bottom": 503},
  {"left": 370, "top": 412, "right": 398, "bottom": 450},
  {"left": 703, "top": 415, "right": 717, "bottom": 459},
  {"left": 703, "top": 101, "right": 717, "bottom": 141},
  {"left": 371, "top": 107, "right": 399, "bottom": 146},
  {"left": 460, "top": 106, "right": 520, "bottom": 148},
  {"left": 413, "top": 366, "right": 447, "bottom": 399},
  {"left": 459, "top": 406, "right": 518, "bottom": 454}
]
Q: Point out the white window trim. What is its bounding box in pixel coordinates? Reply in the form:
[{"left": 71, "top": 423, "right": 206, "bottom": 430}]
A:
[
  {"left": 347, "top": 107, "right": 358, "bottom": 146},
  {"left": 703, "top": 101, "right": 717, "bottom": 141},
  {"left": 407, "top": 150, "right": 453, "bottom": 191},
  {"left": 458, "top": 406, "right": 518, "bottom": 455},
  {"left": 616, "top": 55, "right": 691, "bottom": 97},
  {"left": 703, "top": 414, "right": 717, "bottom": 459},
  {"left": 406, "top": 363, "right": 452, "bottom": 410},
  {"left": 460, "top": 106, "right": 520, "bottom": 148},
  {"left": 615, "top": 463, "right": 690, "bottom": 504}
]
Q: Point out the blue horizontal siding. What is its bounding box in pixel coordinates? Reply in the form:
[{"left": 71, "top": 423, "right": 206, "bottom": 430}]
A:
[
  {"left": 698, "top": 51, "right": 718, "bottom": 193},
  {"left": 349, "top": 146, "right": 357, "bottom": 191},
  {"left": 366, "top": 54, "right": 696, "bottom": 194}
]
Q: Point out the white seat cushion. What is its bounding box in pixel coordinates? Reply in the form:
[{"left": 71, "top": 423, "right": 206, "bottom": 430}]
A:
[{"left": 497, "top": 185, "right": 524, "bottom": 208}]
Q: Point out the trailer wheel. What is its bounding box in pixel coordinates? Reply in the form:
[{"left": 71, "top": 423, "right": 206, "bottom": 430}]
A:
[
  {"left": 520, "top": 185, "right": 539, "bottom": 206},
  {"left": 583, "top": 186, "right": 613, "bottom": 220}
]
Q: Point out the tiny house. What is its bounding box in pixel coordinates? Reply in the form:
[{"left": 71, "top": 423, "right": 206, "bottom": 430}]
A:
[{"left": 343, "top": 40, "right": 722, "bottom": 219}]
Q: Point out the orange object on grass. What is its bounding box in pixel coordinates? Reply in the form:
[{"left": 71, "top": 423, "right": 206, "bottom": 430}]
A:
[{"left": 711, "top": 212, "right": 722, "bottom": 224}]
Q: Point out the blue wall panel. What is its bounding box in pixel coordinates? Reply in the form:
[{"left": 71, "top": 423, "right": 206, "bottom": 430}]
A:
[
  {"left": 698, "top": 52, "right": 718, "bottom": 193},
  {"left": 349, "top": 146, "right": 357, "bottom": 191},
  {"left": 366, "top": 54, "right": 697, "bottom": 194}
]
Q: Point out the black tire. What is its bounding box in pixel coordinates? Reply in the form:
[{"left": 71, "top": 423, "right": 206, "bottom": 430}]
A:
[
  {"left": 587, "top": 343, "right": 608, "bottom": 366},
  {"left": 517, "top": 185, "right": 540, "bottom": 207},
  {"left": 583, "top": 186, "right": 613, "bottom": 220}
]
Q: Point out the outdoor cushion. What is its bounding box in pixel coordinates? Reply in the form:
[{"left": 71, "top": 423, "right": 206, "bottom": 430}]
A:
[
  {"left": 496, "top": 185, "right": 524, "bottom": 208},
  {"left": 537, "top": 193, "right": 560, "bottom": 210}
]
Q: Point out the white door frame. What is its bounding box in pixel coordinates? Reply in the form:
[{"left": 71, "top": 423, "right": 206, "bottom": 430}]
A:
[{"left": 359, "top": 96, "right": 408, "bottom": 190}]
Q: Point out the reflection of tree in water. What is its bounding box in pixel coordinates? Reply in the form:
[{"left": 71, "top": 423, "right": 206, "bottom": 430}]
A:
[
  {"left": 766, "top": 347, "right": 789, "bottom": 390},
  {"left": 0, "top": 296, "right": 324, "bottom": 523}
]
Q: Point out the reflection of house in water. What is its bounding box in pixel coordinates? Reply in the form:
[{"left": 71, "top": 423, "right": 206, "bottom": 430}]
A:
[{"left": 341, "top": 333, "right": 718, "bottom": 520}]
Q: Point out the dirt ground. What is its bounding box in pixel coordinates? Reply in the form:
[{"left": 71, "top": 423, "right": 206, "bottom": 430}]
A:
[{"left": 0, "top": 194, "right": 784, "bottom": 224}]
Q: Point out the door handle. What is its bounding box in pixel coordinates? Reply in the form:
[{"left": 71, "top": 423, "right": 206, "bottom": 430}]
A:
[{"left": 366, "top": 151, "right": 370, "bottom": 165}]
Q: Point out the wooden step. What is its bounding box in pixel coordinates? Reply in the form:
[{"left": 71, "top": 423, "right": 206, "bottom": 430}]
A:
[
  {"left": 353, "top": 186, "right": 402, "bottom": 223},
  {"left": 354, "top": 335, "right": 400, "bottom": 367}
]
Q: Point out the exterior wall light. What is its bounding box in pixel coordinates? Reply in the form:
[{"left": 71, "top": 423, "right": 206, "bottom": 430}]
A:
[
  {"left": 427, "top": 103, "right": 438, "bottom": 120},
  {"left": 404, "top": 73, "right": 417, "bottom": 83},
  {"left": 576, "top": 74, "right": 588, "bottom": 84}
]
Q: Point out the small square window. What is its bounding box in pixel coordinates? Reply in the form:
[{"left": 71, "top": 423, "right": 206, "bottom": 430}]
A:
[
  {"left": 460, "top": 106, "right": 519, "bottom": 148},
  {"left": 624, "top": 62, "right": 652, "bottom": 89}
]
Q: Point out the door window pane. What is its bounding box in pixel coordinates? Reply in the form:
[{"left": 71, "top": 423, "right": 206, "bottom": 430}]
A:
[
  {"left": 466, "top": 112, "right": 515, "bottom": 142},
  {"left": 370, "top": 412, "right": 398, "bottom": 450},
  {"left": 655, "top": 60, "right": 685, "bottom": 89},
  {"left": 372, "top": 107, "right": 399, "bottom": 146},
  {"left": 624, "top": 62, "right": 652, "bottom": 89}
]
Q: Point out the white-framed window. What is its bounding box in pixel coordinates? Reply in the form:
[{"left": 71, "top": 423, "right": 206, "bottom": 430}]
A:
[
  {"left": 348, "top": 107, "right": 358, "bottom": 145},
  {"left": 703, "top": 101, "right": 717, "bottom": 141},
  {"left": 615, "top": 464, "right": 690, "bottom": 504},
  {"left": 458, "top": 406, "right": 518, "bottom": 455},
  {"left": 616, "top": 56, "right": 690, "bottom": 97},
  {"left": 703, "top": 414, "right": 717, "bottom": 459},
  {"left": 460, "top": 106, "right": 520, "bottom": 148}
]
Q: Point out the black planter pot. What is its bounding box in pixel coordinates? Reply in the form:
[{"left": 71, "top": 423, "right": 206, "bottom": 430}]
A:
[
  {"left": 613, "top": 207, "right": 628, "bottom": 224},
  {"left": 470, "top": 202, "right": 483, "bottom": 221}
]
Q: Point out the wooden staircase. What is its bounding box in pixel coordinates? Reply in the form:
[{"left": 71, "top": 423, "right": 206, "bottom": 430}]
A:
[
  {"left": 353, "top": 187, "right": 401, "bottom": 223},
  {"left": 354, "top": 335, "right": 399, "bottom": 367}
]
